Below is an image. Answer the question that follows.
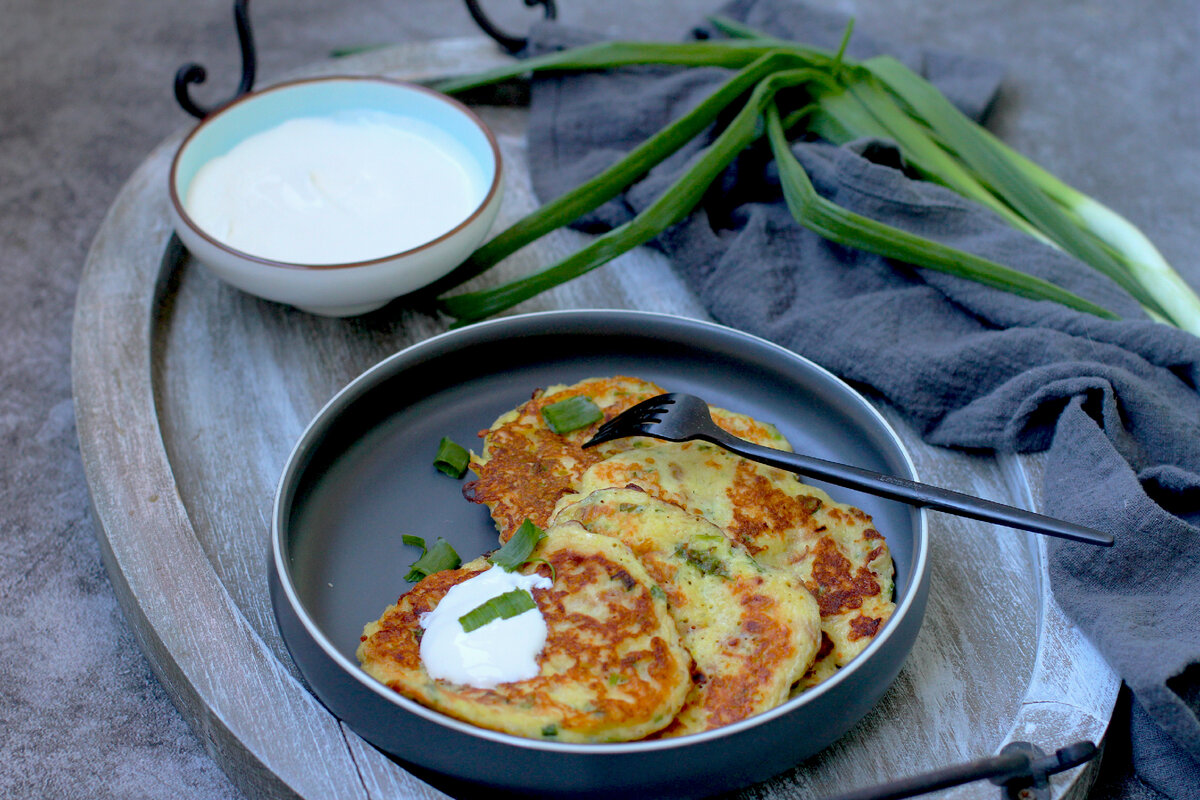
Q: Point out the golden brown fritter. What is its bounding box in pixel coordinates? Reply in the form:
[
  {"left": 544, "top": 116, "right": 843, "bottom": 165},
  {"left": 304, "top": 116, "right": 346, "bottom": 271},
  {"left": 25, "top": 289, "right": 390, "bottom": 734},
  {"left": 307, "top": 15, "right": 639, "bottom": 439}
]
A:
[
  {"left": 467, "top": 376, "right": 665, "bottom": 541},
  {"left": 553, "top": 488, "right": 821, "bottom": 736},
  {"left": 364, "top": 375, "right": 893, "bottom": 743},
  {"left": 558, "top": 441, "right": 895, "bottom": 687},
  {"left": 468, "top": 376, "right": 792, "bottom": 541},
  {"left": 357, "top": 523, "right": 691, "bottom": 743}
]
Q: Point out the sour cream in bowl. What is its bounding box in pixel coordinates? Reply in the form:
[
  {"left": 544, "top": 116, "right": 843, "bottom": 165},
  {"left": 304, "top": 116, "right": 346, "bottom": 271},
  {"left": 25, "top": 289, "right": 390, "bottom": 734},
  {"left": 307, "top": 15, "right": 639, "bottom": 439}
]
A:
[{"left": 168, "top": 76, "right": 502, "bottom": 317}]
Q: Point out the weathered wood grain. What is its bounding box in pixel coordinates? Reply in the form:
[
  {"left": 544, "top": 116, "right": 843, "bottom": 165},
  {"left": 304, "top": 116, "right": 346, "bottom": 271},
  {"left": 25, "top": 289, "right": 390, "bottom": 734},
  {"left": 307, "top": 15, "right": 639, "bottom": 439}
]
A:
[{"left": 72, "top": 37, "right": 1117, "bottom": 800}]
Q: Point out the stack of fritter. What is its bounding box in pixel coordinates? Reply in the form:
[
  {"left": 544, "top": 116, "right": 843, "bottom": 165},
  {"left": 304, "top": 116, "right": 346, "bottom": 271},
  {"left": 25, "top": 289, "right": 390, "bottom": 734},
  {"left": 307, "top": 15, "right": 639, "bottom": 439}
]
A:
[{"left": 358, "top": 376, "right": 894, "bottom": 742}]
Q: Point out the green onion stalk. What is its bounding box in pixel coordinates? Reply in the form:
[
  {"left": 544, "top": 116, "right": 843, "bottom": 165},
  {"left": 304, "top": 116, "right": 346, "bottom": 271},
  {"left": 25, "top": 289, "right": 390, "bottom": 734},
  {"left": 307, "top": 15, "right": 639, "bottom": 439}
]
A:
[
  {"left": 762, "top": 102, "right": 1115, "bottom": 318},
  {"left": 429, "top": 19, "right": 1200, "bottom": 335},
  {"left": 426, "top": 50, "right": 829, "bottom": 293},
  {"left": 716, "top": 15, "right": 1200, "bottom": 330},
  {"left": 440, "top": 65, "right": 835, "bottom": 321}
]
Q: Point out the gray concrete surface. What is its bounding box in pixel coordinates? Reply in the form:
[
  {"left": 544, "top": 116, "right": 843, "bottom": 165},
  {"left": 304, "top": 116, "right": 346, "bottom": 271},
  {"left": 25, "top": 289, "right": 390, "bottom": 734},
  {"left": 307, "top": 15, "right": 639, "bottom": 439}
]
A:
[{"left": 2, "top": 0, "right": 1195, "bottom": 797}]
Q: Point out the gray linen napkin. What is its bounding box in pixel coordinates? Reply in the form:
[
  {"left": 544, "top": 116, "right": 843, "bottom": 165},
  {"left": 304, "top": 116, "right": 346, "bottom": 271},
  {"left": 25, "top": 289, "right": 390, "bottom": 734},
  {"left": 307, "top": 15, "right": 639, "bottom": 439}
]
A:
[{"left": 522, "top": 1, "right": 1200, "bottom": 796}]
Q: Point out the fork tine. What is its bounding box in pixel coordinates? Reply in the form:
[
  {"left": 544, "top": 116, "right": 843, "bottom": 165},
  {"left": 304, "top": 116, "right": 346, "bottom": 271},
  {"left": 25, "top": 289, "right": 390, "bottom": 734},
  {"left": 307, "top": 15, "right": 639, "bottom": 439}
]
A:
[
  {"left": 581, "top": 393, "right": 675, "bottom": 449},
  {"left": 582, "top": 422, "right": 645, "bottom": 449},
  {"left": 628, "top": 393, "right": 678, "bottom": 418}
]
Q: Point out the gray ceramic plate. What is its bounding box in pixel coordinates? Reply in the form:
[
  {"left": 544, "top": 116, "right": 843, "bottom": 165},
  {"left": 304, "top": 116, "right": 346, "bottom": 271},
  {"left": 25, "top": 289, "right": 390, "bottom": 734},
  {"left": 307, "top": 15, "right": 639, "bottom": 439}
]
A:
[{"left": 270, "top": 309, "right": 929, "bottom": 799}]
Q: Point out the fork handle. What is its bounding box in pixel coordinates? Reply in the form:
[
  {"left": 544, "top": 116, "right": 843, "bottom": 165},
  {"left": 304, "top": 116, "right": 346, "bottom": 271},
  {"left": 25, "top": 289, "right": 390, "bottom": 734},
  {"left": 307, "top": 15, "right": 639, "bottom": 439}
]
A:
[{"left": 706, "top": 434, "right": 1113, "bottom": 547}]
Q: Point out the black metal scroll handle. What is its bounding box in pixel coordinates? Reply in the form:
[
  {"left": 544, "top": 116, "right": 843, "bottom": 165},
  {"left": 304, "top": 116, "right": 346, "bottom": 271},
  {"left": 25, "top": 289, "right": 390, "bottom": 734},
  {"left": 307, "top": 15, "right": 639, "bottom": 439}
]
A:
[
  {"left": 819, "top": 741, "right": 1098, "bottom": 800},
  {"left": 174, "top": 0, "right": 256, "bottom": 119},
  {"left": 463, "top": 0, "right": 557, "bottom": 53},
  {"left": 172, "top": 1, "right": 557, "bottom": 117}
]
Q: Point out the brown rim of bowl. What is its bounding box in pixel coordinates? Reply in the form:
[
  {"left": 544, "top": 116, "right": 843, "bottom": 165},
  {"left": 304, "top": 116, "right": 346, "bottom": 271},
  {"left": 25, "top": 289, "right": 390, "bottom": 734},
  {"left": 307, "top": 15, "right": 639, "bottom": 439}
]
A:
[{"left": 167, "top": 75, "right": 504, "bottom": 271}]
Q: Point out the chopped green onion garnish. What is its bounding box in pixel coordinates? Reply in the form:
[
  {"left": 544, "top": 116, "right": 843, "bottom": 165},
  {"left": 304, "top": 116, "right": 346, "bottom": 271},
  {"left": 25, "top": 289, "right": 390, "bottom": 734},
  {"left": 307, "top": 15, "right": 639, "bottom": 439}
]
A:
[
  {"left": 490, "top": 519, "right": 547, "bottom": 572},
  {"left": 405, "top": 537, "right": 461, "bottom": 582},
  {"left": 525, "top": 557, "right": 556, "bottom": 582},
  {"left": 433, "top": 437, "right": 470, "bottom": 479},
  {"left": 458, "top": 588, "right": 538, "bottom": 632},
  {"left": 541, "top": 396, "right": 605, "bottom": 434},
  {"left": 401, "top": 535, "right": 427, "bottom": 581}
]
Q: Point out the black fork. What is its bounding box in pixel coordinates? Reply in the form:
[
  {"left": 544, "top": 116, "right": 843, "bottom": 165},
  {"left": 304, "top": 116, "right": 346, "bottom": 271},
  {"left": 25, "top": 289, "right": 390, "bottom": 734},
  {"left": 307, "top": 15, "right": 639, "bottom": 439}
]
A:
[{"left": 584, "top": 393, "right": 1113, "bottom": 547}]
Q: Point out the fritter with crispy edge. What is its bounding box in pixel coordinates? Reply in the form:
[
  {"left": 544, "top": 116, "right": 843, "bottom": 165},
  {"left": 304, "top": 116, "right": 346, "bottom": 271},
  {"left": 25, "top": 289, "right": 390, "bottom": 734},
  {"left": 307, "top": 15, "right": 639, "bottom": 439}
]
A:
[
  {"left": 468, "top": 376, "right": 792, "bottom": 541},
  {"left": 554, "top": 487, "right": 821, "bottom": 736},
  {"left": 357, "top": 522, "right": 692, "bottom": 743},
  {"left": 555, "top": 442, "right": 895, "bottom": 689}
]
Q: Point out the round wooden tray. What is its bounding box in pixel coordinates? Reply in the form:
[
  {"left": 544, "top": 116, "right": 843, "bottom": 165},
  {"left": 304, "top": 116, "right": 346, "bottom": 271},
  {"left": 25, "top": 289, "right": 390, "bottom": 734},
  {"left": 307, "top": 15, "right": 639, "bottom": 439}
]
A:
[{"left": 72, "top": 38, "right": 1118, "bottom": 800}]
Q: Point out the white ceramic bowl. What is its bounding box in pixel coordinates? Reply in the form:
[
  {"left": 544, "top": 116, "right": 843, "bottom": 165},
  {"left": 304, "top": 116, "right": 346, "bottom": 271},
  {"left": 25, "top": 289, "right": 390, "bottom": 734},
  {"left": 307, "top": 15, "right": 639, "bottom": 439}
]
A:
[{"left": 168, "top": 76, "right": 503, "bottom": 317}]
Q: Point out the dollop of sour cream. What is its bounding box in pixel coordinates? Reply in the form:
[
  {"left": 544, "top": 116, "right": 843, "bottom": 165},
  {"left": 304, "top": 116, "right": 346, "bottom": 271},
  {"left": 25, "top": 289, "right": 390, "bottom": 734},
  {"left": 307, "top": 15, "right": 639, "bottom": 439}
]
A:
[
  {"left": 184, "top": 110, "right": 486, "bottom": 265},
  {"left": 419, "top": 566, "right": 553, "bottom": 689}
]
